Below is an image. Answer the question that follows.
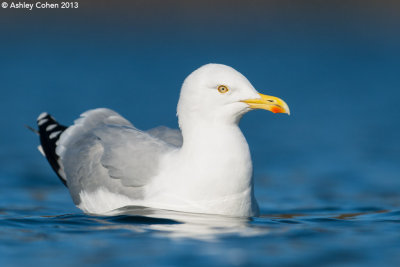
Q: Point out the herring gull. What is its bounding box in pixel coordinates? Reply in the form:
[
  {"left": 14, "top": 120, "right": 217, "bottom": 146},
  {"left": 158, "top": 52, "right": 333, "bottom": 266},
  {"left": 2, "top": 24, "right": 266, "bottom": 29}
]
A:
[{"left": 36, "top": 64, "right": 290, "bottom": 217}]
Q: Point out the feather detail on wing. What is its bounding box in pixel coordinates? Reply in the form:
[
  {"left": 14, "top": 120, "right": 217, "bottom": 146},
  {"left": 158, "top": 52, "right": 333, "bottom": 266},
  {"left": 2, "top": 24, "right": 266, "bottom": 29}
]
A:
[
  {"left": 55, "top": 108, "right": 177, "bottom": 204},
  {"left": 146, "top": 126, "right": 183, "bottom": 147},
  {"left": 95, "top": 125, "right": 172, "bottom": 187}
]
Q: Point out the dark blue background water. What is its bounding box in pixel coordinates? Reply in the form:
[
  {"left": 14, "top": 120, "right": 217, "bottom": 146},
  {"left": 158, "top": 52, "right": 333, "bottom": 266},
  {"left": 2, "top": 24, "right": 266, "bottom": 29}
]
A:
[{"left": 1, "top": 1, "right": 399, "bottom": 266}]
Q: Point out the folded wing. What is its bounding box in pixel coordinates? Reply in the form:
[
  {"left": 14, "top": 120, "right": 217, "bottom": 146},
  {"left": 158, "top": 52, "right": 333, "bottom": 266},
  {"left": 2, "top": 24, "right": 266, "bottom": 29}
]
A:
[{"left": 56, "top": 108, "right": 177, "bottom": 205}]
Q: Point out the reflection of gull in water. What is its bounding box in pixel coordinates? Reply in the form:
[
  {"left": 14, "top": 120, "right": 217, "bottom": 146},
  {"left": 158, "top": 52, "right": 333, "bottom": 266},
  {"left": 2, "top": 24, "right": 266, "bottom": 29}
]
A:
[
  {"left": 91, "top": 208, "right": 391, "bottom": 241},
  {"left": 35, "top": 64, "right": 290, "bottom": 217},
  {"left": 102, "top": 206, "right": 272, "bottom": 241}
]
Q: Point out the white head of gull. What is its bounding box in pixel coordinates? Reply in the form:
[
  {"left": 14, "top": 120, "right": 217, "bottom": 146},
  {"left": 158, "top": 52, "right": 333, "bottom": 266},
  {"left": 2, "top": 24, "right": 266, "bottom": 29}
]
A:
[{"left": 36, "top": 63, "right": 290, "bottom": 217}]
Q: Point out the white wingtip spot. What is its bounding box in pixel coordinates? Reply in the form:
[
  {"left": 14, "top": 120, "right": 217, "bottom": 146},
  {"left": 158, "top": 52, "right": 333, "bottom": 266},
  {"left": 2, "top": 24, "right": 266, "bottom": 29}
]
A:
[
  {"left": 46, "top": 124, "right": 57, "bottom": 131},
  {"left": 37, "top": 145, "right": 45, "bottom": 156},
  {"left": 49, "top": 130, "right": 62, "bottom": 139},
  {"left": 37, "top": 112, "right": 48, "bottom": 121},
  {"left": 38, "top": 118, "right": 48, "bottom": 126}
]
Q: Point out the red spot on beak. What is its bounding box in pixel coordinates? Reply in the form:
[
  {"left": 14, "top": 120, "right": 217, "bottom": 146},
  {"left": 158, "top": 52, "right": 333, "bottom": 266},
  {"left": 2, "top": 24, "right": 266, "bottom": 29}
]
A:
[{"left": 271, "top": 106, "right": 282, "bottom": 114}]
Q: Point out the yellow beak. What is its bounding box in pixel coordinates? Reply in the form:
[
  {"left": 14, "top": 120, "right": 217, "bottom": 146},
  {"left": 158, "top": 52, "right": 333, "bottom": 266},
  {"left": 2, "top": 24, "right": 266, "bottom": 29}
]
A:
[{"left": 241, "top": 93, "right": 290, "bottom": 115}]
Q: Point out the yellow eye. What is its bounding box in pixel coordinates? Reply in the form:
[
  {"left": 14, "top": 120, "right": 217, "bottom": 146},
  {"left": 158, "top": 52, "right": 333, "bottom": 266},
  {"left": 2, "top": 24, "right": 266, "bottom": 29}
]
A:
[{"left": 217, "top": 85, "right": 229, "bottom": 94}]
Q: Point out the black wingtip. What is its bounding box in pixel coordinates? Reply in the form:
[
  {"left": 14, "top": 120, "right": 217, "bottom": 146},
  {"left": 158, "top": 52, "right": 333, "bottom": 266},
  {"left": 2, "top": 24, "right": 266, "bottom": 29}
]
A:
[{"left": 37, "top": 113, "right": 68, "bottom": 187}]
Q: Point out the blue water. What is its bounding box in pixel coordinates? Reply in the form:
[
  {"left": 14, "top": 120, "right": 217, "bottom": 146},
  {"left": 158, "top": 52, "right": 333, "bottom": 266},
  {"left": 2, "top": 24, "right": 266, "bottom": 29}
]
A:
[{"left": 1, "top": 2, "right": 400, "bottom": 266}]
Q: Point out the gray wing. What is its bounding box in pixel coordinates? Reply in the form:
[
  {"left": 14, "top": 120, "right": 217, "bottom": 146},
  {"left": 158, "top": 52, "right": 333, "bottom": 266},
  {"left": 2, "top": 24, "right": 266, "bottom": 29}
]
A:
[
  {"left": 56, "top": 108, "right": 175, "bottom": 204},
  {"left": 146, "top": 126, "right": 183, "bottom": 147}
]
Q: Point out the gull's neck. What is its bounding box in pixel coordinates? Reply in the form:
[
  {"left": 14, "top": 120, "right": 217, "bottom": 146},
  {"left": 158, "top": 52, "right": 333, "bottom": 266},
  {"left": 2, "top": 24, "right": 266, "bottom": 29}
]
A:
[{"left": 180, "top": 119, "right": 245, "bottom": 152}]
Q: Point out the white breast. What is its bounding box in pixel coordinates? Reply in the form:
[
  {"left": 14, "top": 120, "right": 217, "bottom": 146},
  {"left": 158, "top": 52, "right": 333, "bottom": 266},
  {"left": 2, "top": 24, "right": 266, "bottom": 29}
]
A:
[{"left": 143, "top": 123, "right": 259, "bottom": 217}]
